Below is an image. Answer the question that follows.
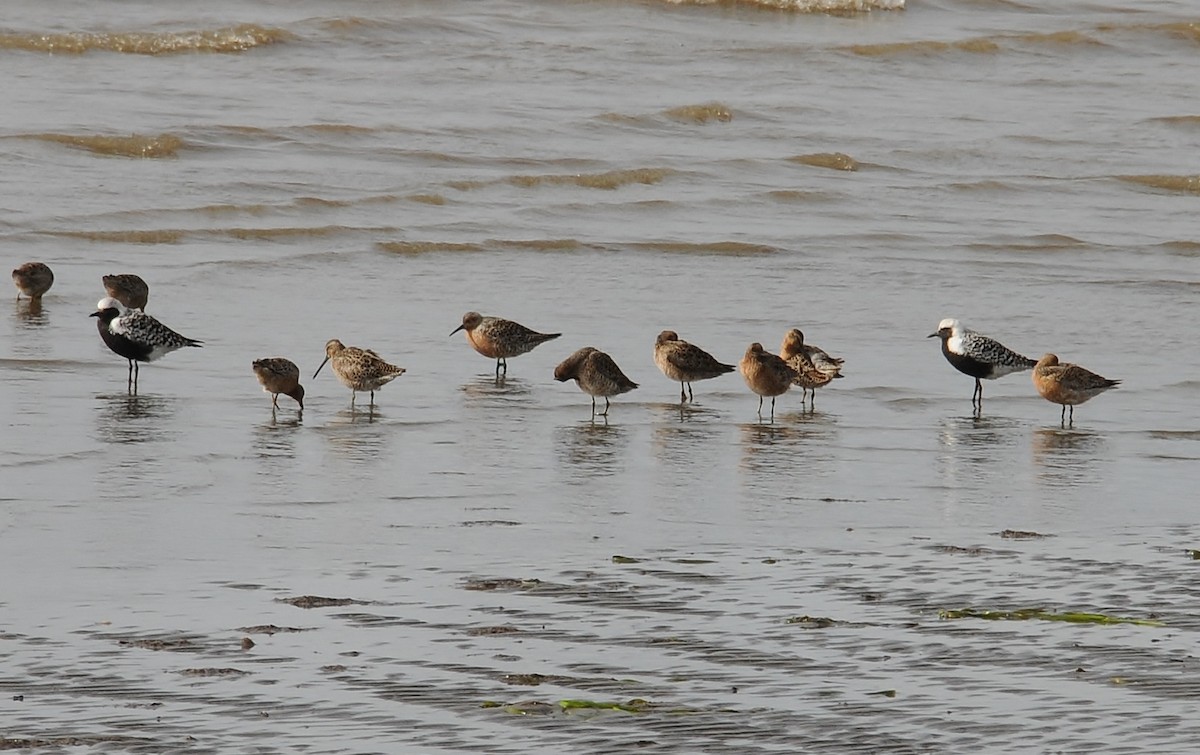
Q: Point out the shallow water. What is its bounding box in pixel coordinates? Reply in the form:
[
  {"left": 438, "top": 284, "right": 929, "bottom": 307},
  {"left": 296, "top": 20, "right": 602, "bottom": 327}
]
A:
[{"left": 3, "top": 0, "right": 1199, "bottom": 752}]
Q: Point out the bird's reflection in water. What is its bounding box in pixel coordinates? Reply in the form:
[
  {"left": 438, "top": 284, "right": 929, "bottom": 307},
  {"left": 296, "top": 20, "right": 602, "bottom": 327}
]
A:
[
  {"left": 94, "top": 392, "right": 176, "bottom": 445},
  {"left": 936, "top": 413, "right": 1023, "bottom": 493},
  {"left": 460, "top": 376, "right": 533, "bottom": 405},
  {"left": 15, "top": 299, "right": 48, "bottom": 328},
  {"left": 1032, "top": 426, "right": 1107, "bottom": 488},
  {"left": 738, "top": 417, "right": 835, "bottom": 481},
  {"left": 253, "top": 412, "right": 301, "bottom": 459},
  {"left": 321, "top": 409, "right": 389, "bottom": 463},
  {"left": 555, "top": 419, "right": 627, "bottom": 480}
]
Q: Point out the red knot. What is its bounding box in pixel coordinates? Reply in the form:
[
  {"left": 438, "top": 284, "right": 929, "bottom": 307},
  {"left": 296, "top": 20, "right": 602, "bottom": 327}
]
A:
[
  {"left": 929, "top": 318, "right": 1035, "bottom": 406},
  {"left": 554, "top": 346, "right": 638, "bottom": 416},
  {"left": 739, "top": 342, "right": 797, "bottom": 421},
  {"left": 103, "top": 273, "right": 150, "bottom": 311},
  {"left": 253, "top": 357, "right": 304, "bottom": 410},
  {"left": 450, "top": 311, "right": 560, "bottom": 376},
  {"left": 779, "top": 329, "right": 843, "bottom": 406},
  {"left": 12, "top": 262, "right": 54, "bottom": 302},
  {"left": 653, "top": 330, "right": 735, "bottom": 403},
  {"left": 1032, "top": 353, "right": 1120, "bottom": 425},
  {"left": 90, "top": 297, "right": 202, "bottom": 392},
  {"left": 313, "top": 339, "right": 404, "bottom": 408}
]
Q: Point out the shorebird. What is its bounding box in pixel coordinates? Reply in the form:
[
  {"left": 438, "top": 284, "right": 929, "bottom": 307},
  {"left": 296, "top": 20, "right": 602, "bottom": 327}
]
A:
[
  {"left": 450, "top": 311, "right": 560, "bottom": 376},
  {"left": 928, "top": 318, "right": 1036, "bottom": 406},
  {"left": 1032, "top": 353, "right": 1120, "bottom": 425},
  {"left": 253, "top": 357, "right": 304, "bottom": 410},
  {"left": 779, "top": 328, "right": 843, "bottom": 405},
  {"left": 739, "top": 342, "right": 798, "bottom": 421},
  {"left": 12, "top": 262, "right": 54, "bottom": 302},
  {"left": 554, "top": 346, "right": 638, "bottom": 416},
  {"left": 90, "top": 297, "right": 202, "bottom": 391},
  {"left": 313, "top": 339, "right": 404, "bottom": 408},
  {"left": 653, "top": 330, "right": 735, "bottom": 403},
  {"left": 103, "top": 273, "right": 149, "bottom": 311}
]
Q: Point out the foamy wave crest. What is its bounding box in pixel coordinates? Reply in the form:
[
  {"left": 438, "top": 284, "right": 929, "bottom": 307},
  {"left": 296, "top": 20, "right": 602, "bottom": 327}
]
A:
[
  {"left": 663, "top": 0, "right": 902, "bottom": 12},
  {"left": 788, "top": 152, "right": 859, "bottom": 171},
  {"left": 28, "top": 133, "right": 183, "bottom": 158},
  {"left": 0, "top": 24, "right": 289, "bottom": 55},
  {"left": 1117, "top": 175, "right": 1200, "bottom": 195},
  {"left": 663, "top": 103, "right": 733, "bottom": 123}
]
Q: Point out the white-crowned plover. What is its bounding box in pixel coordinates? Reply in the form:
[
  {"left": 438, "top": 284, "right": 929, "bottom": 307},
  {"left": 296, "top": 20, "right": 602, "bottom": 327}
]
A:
[
  {"left": 929, "top": 318, "right": 1035, "bottom": 406},
  {"left": 91, "top": 297, "right": 202, "bottom": 392}
]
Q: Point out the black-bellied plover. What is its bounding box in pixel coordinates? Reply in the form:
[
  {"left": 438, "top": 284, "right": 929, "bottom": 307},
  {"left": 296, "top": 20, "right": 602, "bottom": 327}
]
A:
[
  {"left": 103, "top": 273, "right": 150, "bottom": 311},
  {"left": 90, "top": 297, "right": 202, "bottom": 392},
  {"left": 780, "top": 328, "right": 843, "bottom": 406},
  {"left": 653, "top": 330, "right": 735, "bottom": 403},
  {"left": 928, "top": 318, "right": 1035, "bottom": 406},
  {"left": 739, "top": 342, "right": 798, "bottom": 421},
  {"left": 253, "top": 357, "right": 304, "bottom": 411},
  {"left": 554, "top": 346, "right": 638, "bottom": 417},
  {"left": 313, "top": 339, "right": 404, "bottom": 408},
  {"left": 1032, "top": 353, "right": 1120, "bottom": 425},
  {"left": 450, "top": 311, "right": 560, "bottom": 376},
  {"left": 12, "top": 262, "right": 54, "bottom": 302}
]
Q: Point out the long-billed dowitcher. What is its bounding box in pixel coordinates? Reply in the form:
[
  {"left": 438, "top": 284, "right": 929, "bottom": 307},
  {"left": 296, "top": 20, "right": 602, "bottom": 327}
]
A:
[
  {"left": 90, "top": 297, "right": 202, "bottom": 392},
  {"left": 12, "top": 262, "right": 54, "bottom": 302},
  {"left": 253, "top": 357, "right": 304, "bottom": 410},
  {"left": 739, "top": 342, "right": 798, "bottom": 420},
  {"left": 653, "top": 330, "right": 735, "bottom": 403},
  {"left": 780, "top": 329, "right": 844, "bottom": 406},
  {"left": 103, "top": 273, "right": 149, "bottom": 311},
  {"left": 1032, "top": 353, "right": 1120, "bottom": 425},
  {"left": 450, "top": 311, "right": 560, "bottom": 376},
  {"left": 929, "top": 318, "right": 1035, "bottom": 406},
  {"left": 554, "top": 346, "right": 638, "bottom": 416},
  {"left": 313, "top": 339, "right": 405, "bottom": 407}
]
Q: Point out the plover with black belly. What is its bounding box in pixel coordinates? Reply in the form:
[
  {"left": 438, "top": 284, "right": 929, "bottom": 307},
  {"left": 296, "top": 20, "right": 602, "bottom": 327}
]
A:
[
  {"left": 450, "top": 311, "right": 560, "bottom": 377},
  {"left": 554, "top": 346, "right": 638, "bottom": 417},
  {"left": 1032, "top": 353, "right": 1120, "bottom": 425},
  {"left": 928, "top": 318, "right": 1035, "bottom": 406},
  {"left": 313, "top": 339, "right": 404, "bottom": 408},
  {"left": 90, "top": 297, "right": 202, "bottom": 392},
  {"left": 653, "top": 330, "right": 735, "bottom": 403}
]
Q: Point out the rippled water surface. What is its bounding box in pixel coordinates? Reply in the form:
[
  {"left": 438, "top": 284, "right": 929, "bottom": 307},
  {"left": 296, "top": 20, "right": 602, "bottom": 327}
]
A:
[{"left": 2, "top": 0, "right": 1199, "bottom": 752}]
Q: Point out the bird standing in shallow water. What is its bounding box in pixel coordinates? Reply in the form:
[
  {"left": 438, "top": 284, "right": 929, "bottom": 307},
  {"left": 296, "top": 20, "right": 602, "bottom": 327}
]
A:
[
  {"left": 1032, "top": 353, "right": 1120, "bottom": 425},
  {"left": 313, "top": 339, "right": 404, "bottom": 408},
  {"left": 554, "top": 347, "right": 638, "bottom": 417},
  {"left": 12, "top": 262, "right": 54, "bottom": 302},
  {"left": 90, "top": 297, "right": 202, "bottom": 392},
  {"left": 739, "top": 342, "right": 797, "bottom": 421},
  {"left": 103, "top": 273, "right": 150, "bottom": 311},
  {"left": 779, "top": 329, "right": 843, "bottom": 406},
  {"left": 928, "top": 318, "right": 1035, "bottom": 407},
  {"left": 653, "top": 330, "right": 735, "bottom": 403},
  {"left": 450, "top": 311, "right": 560, "bottom": 376},
  {"left": 253, "top": 358, "right": 304, "bottom": 411}
]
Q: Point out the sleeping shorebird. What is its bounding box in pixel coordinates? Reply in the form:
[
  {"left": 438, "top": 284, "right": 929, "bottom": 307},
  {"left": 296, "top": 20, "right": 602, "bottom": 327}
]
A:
[
  {"left": 12, "top": 262, "right": 54, "bottom": 302},
  {"left": 780, "top": 328, "right": 843, "bottom": 406},
  {"left": 313, "top": 339, "right": 404, "bottom": 408},
  {"left": 90, "top": 297, "right": 202, "bottom": 392},
  {"left": 103, "top": 273, "right": 150, "bottom": 311},
  {"left": 554, "top": 346, "right": 638, "bottom": 417},
  {"left": 1032, "top": 353, "right": 1120, "bottom": 425},
  {"left": 653, "top": 330, "right": 735, "bottom": 403},
  {"left": 253, "top": 357, "right": 304, "bottom": 411},
  {"left": 929, "top": 318, "right": 1035, "bottom": 406},
  {"left": 450, "top": 311, "right": 560, "bottom": 376},
  {"left": 739, "top": 342, "right": 798, "bottom": 421}
]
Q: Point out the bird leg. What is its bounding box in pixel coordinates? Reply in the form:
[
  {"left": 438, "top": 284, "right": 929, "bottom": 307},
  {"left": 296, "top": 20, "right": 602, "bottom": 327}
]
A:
[
  {"left": 590, "top": 396, "right": 597, "bottom": 417},
  {"left": 687, "top": 383, "right": 694, "bottom": 403},
  {"left": 770, "top": 396, "right": 777, "bottom": 422},
  {"left": 679, "top": 383, "right": 687, "bottom": 404},
  {"left": 601, "top": 397, "right": 611, "bottom": 416},
  {"left": 972, "top": 378, "right": 983, "bottom": 406},
  {"left": 757, "top": 395, "right": 764, "bottom": 415}
]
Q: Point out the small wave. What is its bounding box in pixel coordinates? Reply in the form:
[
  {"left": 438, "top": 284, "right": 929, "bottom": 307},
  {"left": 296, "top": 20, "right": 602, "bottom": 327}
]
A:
[
  {"left": 224, "top": 226, "right": 381, "bottom": 240},
  {"left": 663, "top": 0, "right": 903, "bottom": 13},
  {"left": 1146, "top": 115, "right": 1200, "bottom": 128},
  {"left": 765, "top": 189, "right": 838, "bottom": 202},
  {"left": 0, "top": 24, "right": 290, "bottom": 55},
  {"left": 947, "top": 180, "right": 1018, "bottom": 192},
  {"left": 1010, "top": 30, "right": 1105, "bottom": 47},
  {"left": 27, "top": 132, "right": 183, "bottom": 158},
  {"left": 1156, "top": 241, "right": 1200, "bottom": 256},
  {"left": 492, "top": 239, "right": 588, "bottom": 252},
  {"left": 47, "top": 230, "right": 185, "bottom": 244},
  {"left": 967, "top": 234, "right": 1086, "bottom": 252},
  {"left": 378, "top": 241, "right": 484, "bottom": 254},
  {"left": 788, "top": 152, "right": 859, "bottom": 171},
  {"left": 663, "top": 103, "right": 733, "bottom": 124},
  {"left": 407, "top": 194, "right": 446, "bottom": 205},
  {"left": 631, "top": 241, "right": 779, "bottom": 255},
  {"left": 1117, "top": 175, "right": 1200, "bottom": 195},
  {"left": 451, "top": 168, "right": 673, "bottom": 192},
  {"left": 847, "top": 38, "right": 998, "bottom": 56}
]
